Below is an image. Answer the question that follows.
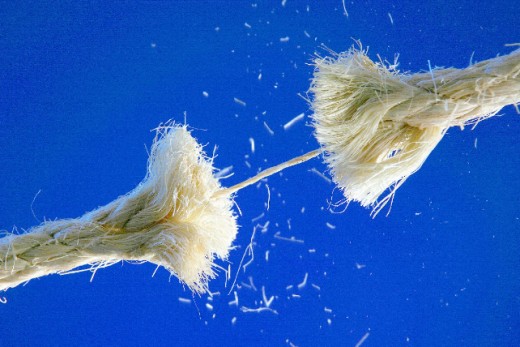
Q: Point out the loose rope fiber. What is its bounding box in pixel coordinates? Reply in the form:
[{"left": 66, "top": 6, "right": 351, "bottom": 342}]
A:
[
  {"left": 310, "top": 44, "right": 520, "bottom": 215},
  {"left": 0, "top": 124, "right": 238, "bottom": 293}
]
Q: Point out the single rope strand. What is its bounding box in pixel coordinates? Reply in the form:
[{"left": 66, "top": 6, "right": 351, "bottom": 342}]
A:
[{"left": 213, "top": 149, "right": 320, "bottom": 198}]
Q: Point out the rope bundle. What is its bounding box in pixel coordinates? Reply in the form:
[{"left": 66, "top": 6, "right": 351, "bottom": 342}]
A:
[
  {"left": 311, "top": 46, "right": 520, "bottom": 214},
  {"left": 0, "top": 125, "right": 238, "bottom": 293}
]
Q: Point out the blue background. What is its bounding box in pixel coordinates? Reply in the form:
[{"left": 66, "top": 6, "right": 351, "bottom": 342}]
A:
[{"left": 0, "top": 1, "right": 519, "bottom": 346}]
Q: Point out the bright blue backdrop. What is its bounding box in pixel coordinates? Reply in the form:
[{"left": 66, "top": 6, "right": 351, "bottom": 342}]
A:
[{"left": 0, "top": 1, "right": 519, "bottom": 346}]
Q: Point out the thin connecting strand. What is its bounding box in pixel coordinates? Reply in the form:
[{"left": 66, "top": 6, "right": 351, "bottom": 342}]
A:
[{"left": 213, "top": 149, "right": 320, "bottom": 198}]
